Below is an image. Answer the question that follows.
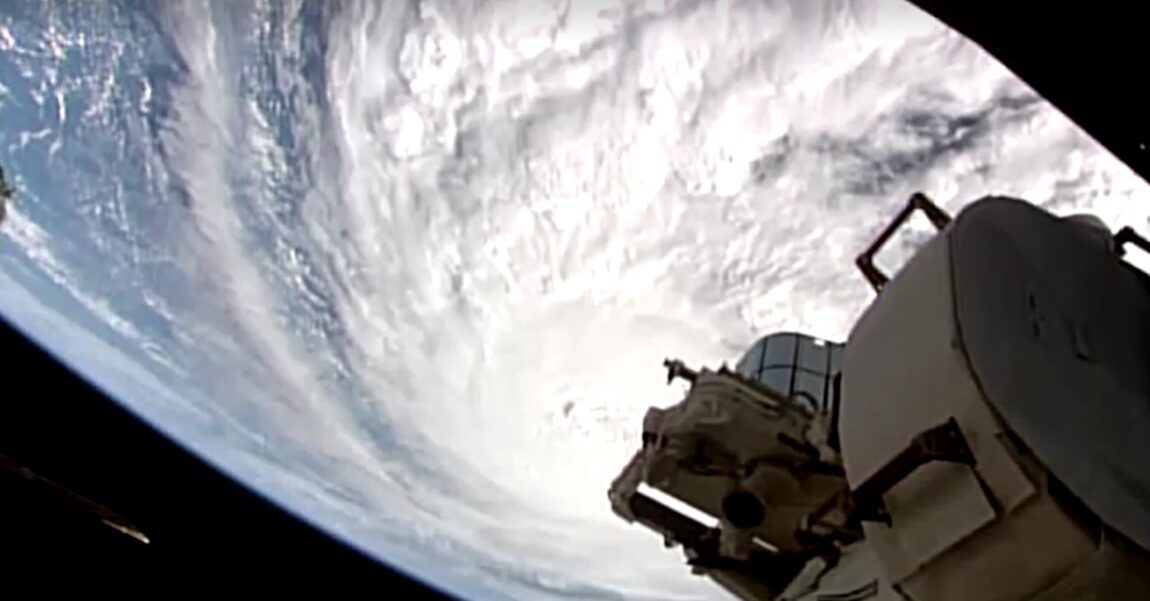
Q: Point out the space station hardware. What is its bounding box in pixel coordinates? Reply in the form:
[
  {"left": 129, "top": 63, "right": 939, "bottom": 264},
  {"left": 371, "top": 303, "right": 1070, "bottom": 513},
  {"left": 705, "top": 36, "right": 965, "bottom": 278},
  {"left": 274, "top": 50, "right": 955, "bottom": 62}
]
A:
[
  {"left": 0, "top": 452, "right": 150, "bottom": 545},
  {"left": 608, "top": 193, "right": 1150, "bottom": 601}
]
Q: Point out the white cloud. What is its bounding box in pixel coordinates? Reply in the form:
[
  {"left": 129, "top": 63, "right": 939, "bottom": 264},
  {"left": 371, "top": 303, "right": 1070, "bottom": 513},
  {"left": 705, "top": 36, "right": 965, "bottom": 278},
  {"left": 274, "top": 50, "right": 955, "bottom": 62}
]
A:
[{"left": 3, "top": 1, "right": 1149, "bottom": 600}]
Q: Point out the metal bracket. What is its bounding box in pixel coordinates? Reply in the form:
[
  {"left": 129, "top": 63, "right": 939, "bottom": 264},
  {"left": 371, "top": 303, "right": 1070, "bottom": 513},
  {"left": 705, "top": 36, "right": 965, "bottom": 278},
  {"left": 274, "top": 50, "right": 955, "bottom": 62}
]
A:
[
  {"left": 663, "top": 359, "right": 698, "bottom": 385},
  {"left": 793, "top": 486, "right": 862, "bottom": 558},
  {"left": 1114, "top": 226, "right": 1150, "bottom": 258},
  {"left": 849, "top": 417, "right": 976, "bottom": 525},
  {"left": 856, "top": 192, "right": 951, "bottom": 294}
]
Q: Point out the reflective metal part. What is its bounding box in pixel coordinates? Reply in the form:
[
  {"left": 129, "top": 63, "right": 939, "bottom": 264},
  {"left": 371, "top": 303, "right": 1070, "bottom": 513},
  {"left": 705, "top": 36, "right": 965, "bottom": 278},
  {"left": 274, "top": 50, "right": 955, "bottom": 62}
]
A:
[
  {"left": 949, "top": 198, "right": 1150, "bottom": 554},
  {"left": 0, "top": 453, "right": 150, "bottom": 545},
  {"left": 608, "top": 363, "right": 875, "bottom": 599},
  {"left": 608, "top": 193, "right": 1150, "bottom": 600},
  {"left": 841, "top": 195, "right": 1150, "bottom": 600}
]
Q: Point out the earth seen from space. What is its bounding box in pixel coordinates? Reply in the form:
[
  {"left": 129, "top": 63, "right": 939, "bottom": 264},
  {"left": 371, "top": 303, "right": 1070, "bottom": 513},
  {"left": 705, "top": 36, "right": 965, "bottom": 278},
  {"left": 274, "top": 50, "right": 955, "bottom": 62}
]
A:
[{"left": 1, "top": 1, "right": 1147, "bottom": 599}]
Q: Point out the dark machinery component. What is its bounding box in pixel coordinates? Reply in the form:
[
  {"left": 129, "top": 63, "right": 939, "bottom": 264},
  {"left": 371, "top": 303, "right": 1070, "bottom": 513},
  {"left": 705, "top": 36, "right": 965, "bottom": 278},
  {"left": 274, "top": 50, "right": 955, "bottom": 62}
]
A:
[
  {"left": 0, "top": 453, "right": 149, "bottom": 544},
  {"left": 855, "top": 192, "right": 951, "bottom": 294},
  {"left": 849, "top": 418, "right": 976, "bottom": 525},
  {"left": 1114, "top": 226, "right": 1150, "bottom": 258}
]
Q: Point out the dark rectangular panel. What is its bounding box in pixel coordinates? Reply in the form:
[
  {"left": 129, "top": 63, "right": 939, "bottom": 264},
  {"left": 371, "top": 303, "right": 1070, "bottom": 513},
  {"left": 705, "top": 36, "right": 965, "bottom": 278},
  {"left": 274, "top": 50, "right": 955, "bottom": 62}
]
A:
[
  {"left": 763, "top": 334, "right": 796, "bottom": 368},
  {"left": 760, "top": 367, "right": 793, "bottom": 397},
  {"left": 797, "top": 337, "right": 830, "bottom": 374}
]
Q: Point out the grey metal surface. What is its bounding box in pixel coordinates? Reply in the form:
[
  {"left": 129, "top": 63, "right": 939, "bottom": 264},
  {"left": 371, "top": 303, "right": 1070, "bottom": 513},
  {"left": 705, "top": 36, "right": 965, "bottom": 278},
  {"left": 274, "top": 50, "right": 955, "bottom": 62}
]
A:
[{"left": 949, "top": 196, "right": 1150, "bottom": 553}]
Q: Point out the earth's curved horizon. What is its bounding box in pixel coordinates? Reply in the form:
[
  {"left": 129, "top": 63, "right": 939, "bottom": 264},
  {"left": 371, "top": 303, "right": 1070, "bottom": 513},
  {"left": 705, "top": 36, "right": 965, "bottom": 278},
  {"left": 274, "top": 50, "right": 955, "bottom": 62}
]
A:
[{"left": 1, "top": 1, "right": 1147, "bottom": 599}]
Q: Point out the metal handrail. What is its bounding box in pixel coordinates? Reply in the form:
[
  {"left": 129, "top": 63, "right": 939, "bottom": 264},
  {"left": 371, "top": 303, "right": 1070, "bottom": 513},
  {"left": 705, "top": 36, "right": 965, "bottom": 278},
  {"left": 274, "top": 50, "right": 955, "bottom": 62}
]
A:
[{"left": 855, "top": 192, "right": 951, "bottom": 293}]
